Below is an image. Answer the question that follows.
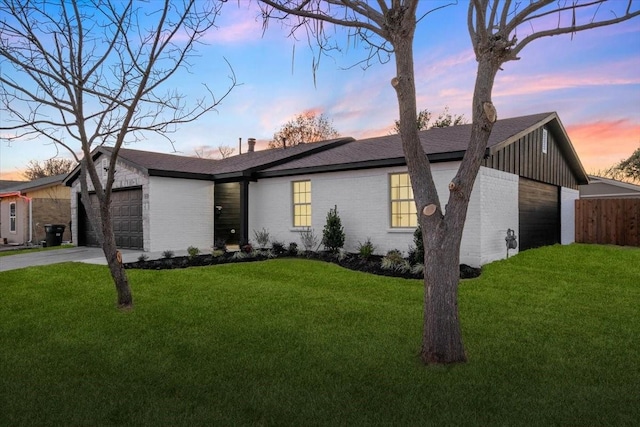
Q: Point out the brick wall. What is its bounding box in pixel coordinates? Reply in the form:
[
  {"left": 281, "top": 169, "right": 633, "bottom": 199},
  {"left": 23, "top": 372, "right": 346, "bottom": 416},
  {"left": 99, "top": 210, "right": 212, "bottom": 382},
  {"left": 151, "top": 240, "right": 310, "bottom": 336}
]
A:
[
  {"left": 31, "top": 197, "right": 72, "bottom": 243},
  {"left": 148, "top": 176, "right": 214, "bottom": 252},
  {"left": 477, "top": 167, "right": 519, "bottom": 264},
  {"left": 248, "top": 162, "right": 511, "bottom": 267}
]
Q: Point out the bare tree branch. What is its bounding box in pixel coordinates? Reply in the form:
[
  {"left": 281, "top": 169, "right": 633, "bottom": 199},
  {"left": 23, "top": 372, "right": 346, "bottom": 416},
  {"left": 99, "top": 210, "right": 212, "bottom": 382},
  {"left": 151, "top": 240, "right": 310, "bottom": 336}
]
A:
[{"left": 0, "top": 0, "right": 237, "bottom": 309}]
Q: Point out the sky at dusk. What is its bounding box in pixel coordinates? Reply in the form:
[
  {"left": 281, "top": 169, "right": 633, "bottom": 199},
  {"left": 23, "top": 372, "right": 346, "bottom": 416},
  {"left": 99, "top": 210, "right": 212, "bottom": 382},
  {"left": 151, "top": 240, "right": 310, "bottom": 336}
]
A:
[{"left": 1, "top": 1, "right": 639, "bottom": 180}]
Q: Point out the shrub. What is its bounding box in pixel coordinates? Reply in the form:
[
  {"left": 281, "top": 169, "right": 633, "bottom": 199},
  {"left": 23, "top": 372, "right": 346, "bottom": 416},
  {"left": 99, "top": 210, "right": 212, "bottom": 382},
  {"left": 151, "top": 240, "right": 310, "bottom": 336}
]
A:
[
  {"left": 299, "top": 228, "right": 319, "bottom": 252},
  {"left": 381, "top": 249, "right": 410, "bottom": 272},
  {"left": 232, "top": 251, "right": 247, "bottom": 260},
  {"left": 241, "top": 243, "right": 253, "bottom": 254},
  {"left": 253, "top": 228, "right": 270, "bottom": 249},
  {"left": 211, "top": 249, "right": 225, "bottom": 258},
  {"left": 214, "top": 238, "right": 227, "bottom": 252},
  {"left": 410, "top": 226, "right": 424, "bottom": 265},
  {"left": 411, "top": 263, "right": 425, "bottom": 276},
  {"left": 137, "top": 253, "right": 149, "bottom": 262},
  {"left": 322, "top": 205, "right": 345, "bottom": 253},
  {"left": 162, "top": 250, "right": 174, "bottom": 259},
  {"left": 271, "top": 241, "right": 286, "bottom": 256},
  {"left": 357, "top": 238, "right": 376, "bottom": 260},
  {"left": 187, "top": 246, "right": 200, "bottom": 260},
  {"left": 288, "top": 242, "right": 298, "bottom": 256}
]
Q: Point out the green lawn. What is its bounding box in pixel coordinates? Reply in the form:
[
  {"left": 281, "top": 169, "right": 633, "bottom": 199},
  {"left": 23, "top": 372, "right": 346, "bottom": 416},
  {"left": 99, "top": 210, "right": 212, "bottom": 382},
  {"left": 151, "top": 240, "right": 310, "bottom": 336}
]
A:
[
  {"left": 0, "top": 243, "right": 74, "bottom": 257},
  {"left": 1, "top": 244, "right": 638, "bottom": 426}
]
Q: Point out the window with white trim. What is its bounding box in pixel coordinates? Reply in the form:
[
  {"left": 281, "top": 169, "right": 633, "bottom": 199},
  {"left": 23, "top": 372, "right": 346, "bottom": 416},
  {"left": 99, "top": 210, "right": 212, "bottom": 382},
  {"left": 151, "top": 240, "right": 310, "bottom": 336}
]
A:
[
  {"left": 9, "top": 202, "right": 16, "bottom": 232},
  {"left": 292, "top": 180, "right": 311, "bottom": 227},
  {"left": 390, "top": 173, "right": 417, "bottom": 228}
]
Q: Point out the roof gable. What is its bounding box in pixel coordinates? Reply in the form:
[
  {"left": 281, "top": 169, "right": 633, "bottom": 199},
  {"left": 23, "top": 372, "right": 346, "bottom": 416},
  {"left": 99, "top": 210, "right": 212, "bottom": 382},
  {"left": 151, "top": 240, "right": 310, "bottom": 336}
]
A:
[{"left": 0, "top": 174, "right": 67, "bottom": 196}]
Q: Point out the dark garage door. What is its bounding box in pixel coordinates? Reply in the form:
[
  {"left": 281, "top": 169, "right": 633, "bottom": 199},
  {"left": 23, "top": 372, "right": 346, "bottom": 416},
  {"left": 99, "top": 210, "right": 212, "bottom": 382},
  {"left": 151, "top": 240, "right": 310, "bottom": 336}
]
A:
[
  {"left": 78, "top": 187, "right": 143, "bottom": 249},
  {"left": 519, "top": 178, "right": 560, "bottom": 251}
]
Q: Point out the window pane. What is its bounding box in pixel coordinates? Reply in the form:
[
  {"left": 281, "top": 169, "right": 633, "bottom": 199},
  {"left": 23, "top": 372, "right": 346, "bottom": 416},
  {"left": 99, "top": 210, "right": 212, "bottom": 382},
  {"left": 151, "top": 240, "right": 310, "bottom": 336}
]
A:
[
  {"left": 389, "top": 173, "right": 416, "bottom": 227},
  {"left": 293, "top": 180, "right": 311, "bottom": 227}
]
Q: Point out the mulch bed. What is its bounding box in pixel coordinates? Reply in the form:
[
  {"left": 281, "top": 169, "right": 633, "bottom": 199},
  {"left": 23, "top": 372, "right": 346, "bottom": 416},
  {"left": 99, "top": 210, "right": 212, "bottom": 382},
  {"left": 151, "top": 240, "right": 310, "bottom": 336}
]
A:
[{"left": 125, "top": 250, "right": 481, "bottom": 280}]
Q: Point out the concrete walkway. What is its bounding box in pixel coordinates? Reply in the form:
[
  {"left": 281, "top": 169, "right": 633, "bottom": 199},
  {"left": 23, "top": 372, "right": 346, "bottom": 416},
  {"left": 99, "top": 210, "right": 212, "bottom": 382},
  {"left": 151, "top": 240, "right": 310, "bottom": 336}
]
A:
[{"left": 0, "top": 246, "right": 189, "bottom": 272}]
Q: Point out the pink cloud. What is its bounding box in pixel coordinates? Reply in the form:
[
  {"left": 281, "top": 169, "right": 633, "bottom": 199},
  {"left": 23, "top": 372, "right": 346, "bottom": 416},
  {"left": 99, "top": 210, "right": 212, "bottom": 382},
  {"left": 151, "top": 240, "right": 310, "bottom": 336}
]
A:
[{"left": 566, "top": 119, "right": 640, "bottom": 172}]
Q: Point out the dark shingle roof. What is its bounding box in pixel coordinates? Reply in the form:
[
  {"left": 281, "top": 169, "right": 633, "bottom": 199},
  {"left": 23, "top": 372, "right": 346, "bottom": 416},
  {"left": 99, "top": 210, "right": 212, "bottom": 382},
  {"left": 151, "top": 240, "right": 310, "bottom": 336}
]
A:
[
  {"left": 260, "top": 112, "right": 555, "bottom": 174},
  {"left": 64, "top": 112, "right": 586, "bottom": 184}
]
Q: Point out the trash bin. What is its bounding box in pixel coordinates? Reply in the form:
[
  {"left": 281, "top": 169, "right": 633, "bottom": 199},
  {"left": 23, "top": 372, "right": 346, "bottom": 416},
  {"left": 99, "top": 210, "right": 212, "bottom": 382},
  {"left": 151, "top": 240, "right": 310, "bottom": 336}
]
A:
[{"left": 45, "top": 224, "right": 66, "bottom": 247}]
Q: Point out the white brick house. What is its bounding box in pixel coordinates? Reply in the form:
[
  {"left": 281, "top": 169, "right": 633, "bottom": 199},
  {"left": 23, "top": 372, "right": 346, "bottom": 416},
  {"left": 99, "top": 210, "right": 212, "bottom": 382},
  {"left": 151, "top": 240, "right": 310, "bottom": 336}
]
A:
[{"left": 65, "top": 112, "right": 588, "bottom": 266}]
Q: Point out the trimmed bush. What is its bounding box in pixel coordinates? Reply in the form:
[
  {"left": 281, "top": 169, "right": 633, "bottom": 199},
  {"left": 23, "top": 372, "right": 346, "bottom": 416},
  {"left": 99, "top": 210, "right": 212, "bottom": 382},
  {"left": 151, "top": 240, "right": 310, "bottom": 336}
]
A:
[{"left": 322, "top": 205, "right": 345, "bottom": 253}]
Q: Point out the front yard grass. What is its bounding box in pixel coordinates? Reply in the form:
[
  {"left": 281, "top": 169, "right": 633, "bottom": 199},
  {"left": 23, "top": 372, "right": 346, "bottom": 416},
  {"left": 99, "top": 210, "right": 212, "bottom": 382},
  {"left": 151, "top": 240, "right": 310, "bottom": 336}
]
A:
[
  {"left": 0, "top": 243, "right": 74, "bottom": 257},
  {"left": 0, "top": 244, "right": 638, "bottom": 425}
]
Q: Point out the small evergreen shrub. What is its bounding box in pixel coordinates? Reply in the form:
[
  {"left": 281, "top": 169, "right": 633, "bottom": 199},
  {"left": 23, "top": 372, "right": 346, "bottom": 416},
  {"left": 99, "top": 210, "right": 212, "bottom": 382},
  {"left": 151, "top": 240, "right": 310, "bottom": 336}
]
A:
[
  {"left": 288, "top": 242, "right": 298, "bottom": 256},
  {"left": 137, "top": 254, "right": 149, "bottom": 262},
  {"left": 357, "top": 238, "right": 376, "bottom": 260},
  {"left": 162, "top": 250, "right": 174, "bottom": 259},
  {"left": 410, "top": 226, "right": 425, "bottom": 265},
  {"left": 322, "top": 205, "right": 345, "bottom": 253},
  {"left": 253, "top": 228, "right": 270, "bottom": 249}
]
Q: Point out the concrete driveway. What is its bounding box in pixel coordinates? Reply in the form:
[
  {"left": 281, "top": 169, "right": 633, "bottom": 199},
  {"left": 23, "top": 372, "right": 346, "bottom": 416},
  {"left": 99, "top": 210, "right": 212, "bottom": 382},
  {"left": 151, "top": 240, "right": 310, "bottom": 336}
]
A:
[{"left": 0, "top": 246, "right": 168, "bottom": 272}]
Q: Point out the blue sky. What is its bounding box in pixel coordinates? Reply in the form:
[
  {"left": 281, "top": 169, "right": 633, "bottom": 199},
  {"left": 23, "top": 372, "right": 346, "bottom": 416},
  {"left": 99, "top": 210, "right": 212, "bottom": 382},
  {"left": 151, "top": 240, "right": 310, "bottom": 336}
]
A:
[{"left": 1, "top": 1, "right": 639, "bottom": 179}]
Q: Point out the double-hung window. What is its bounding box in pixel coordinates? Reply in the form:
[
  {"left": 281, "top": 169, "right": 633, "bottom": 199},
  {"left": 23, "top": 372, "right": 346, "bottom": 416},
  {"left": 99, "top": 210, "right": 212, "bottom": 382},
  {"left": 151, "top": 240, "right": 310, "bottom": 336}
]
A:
[
  {"left": 292, "top": 180, "right": 311, "bottom": 227},
  {"left": 390, "top": 173, "right": 417, "bottom": 228},
  {"left": 9, "top": 202, "right": 16, "bottom": 232}
]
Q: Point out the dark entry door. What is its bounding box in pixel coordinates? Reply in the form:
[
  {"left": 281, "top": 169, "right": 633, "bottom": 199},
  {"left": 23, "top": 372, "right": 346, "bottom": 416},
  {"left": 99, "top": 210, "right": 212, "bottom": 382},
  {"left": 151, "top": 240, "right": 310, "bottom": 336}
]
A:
[
  {"left": 518, "top": 178, "right": 560, "bottom": 251},
  {"left": 214, "top": 182, "right": 241, "bottom": 246}
]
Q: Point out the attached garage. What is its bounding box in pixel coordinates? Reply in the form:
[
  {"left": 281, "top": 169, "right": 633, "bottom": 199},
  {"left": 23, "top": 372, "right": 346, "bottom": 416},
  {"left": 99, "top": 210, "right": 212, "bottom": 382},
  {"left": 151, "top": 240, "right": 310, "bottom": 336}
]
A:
[
  {"left": 518, "top": 178, "right": 560, "bottom": 250},
  {"left": 78, "top": 187, "right": 143, "bottom": 249}
]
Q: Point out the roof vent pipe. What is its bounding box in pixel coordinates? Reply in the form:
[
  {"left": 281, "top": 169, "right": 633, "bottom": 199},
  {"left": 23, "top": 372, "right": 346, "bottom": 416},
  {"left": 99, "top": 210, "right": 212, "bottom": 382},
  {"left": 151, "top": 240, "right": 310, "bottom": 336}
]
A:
[{"left": 248, "top": 138, "right": 256, "bottom": 153}]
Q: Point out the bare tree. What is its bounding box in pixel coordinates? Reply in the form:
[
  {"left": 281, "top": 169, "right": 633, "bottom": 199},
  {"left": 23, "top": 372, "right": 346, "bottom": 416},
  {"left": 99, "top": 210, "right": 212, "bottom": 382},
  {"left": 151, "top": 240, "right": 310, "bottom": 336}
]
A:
[
  {"left": 0, "top": 0, "right": 236, "bottom": 309},
  {"left": 269, "top": 111, "right": 340, "bottom": 149},
  {"left": 260, "top": 0, "right": 639, "bottom": 364},
  {"left": 24, "top": 158, "right": 76, "bottom": 180},
  {"left": 218, "top": 145, "right": 236, "bottom": 159},
  {"left": 392, "top": 106, "right": 466, "bottom": 133}
]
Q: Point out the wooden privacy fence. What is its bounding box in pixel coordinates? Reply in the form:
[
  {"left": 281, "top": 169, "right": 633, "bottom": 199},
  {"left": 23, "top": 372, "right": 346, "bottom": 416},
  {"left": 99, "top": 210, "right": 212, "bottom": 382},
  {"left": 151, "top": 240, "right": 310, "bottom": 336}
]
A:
[{"left": 575, "top": 198, "right": 640, "bottom": 246}]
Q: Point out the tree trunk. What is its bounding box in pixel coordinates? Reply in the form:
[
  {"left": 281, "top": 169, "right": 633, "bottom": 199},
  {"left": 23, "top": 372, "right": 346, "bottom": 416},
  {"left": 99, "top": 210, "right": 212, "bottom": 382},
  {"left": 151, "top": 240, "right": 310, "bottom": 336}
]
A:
[
  {"left": 79, "top": 157, "right": 133, "bottom": 309},
  {"left": 100, "top": 202, "right": 133, "bottom": 309},
  {"left": 420, "top": 223, "right": 466, "bottom": 364},
  {"left": 390, "top": 19, "right": 467, "bottom": 364}
]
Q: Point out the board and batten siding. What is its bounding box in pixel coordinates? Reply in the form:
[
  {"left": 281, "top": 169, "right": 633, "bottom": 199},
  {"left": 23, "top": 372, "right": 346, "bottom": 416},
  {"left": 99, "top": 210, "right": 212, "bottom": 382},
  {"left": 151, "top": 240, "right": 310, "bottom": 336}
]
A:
[
  {"left": 248, "top": 164, "right": 519, "bottom": 267},
  {"left": 483, "top": 125, "right": 580, "bottom": 189},
  {"left": 147, "top": 176, "right": 214, "bottom": 252}
]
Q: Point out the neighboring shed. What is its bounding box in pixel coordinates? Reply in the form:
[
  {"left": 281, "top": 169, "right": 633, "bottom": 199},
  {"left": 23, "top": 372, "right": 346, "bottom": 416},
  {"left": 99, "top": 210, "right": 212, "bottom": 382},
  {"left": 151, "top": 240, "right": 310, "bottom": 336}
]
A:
[
  {"left": 0, "top": 174, "right": 71, "bottom": 245},
  {"left": 579, "top": 175, "right": 640, "bottom": 199}
]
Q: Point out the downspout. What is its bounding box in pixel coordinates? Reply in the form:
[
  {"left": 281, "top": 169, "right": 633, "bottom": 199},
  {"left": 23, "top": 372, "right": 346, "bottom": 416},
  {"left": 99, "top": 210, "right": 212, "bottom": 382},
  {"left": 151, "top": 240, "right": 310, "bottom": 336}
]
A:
[{"left": 27, "top": 196, "right": 33, "bottom": 244}]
